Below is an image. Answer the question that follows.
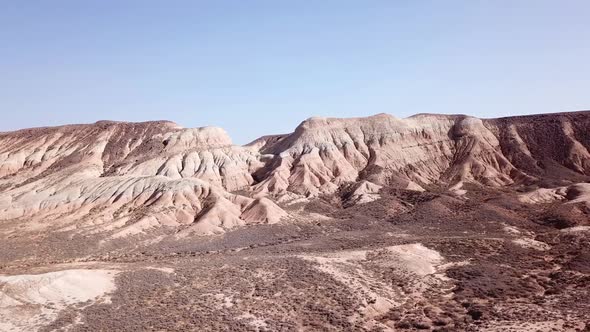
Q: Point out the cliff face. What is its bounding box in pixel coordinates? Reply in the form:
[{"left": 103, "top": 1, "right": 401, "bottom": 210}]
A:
[
  {"left": 485, "top": 112, "right": 590, "bottom": 179},
  {"left": 252, "top": 114, "right": 457, "bottom": 195},
  {"left": 0, "top": 121, "right": 284, "bottom": 237},
  {"left": 252, "top": 112, "right": 590, "bottom": 195},
  {"left": 0, "top": 121, "right": 262, "bottom": 191},
  {"left": 0, "top": 111, "right": 589, "bottom": 239}
]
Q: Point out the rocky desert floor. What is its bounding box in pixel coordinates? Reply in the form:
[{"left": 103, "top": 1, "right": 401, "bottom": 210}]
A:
[{"left": 1, "top": 185, "right": 588, "bottom": 332}]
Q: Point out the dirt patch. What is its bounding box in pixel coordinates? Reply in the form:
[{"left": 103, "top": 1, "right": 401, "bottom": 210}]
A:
[{"left": 0, "top": 269, "right": 117, "bottom": 331}]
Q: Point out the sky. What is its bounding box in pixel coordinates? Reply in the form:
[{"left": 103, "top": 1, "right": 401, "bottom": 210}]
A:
[{"left": 1, "top": 1, "right": 589, "bottom": 144}]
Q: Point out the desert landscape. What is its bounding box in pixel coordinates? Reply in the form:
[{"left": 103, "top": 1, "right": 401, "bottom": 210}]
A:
[{"left": 0, "top": 111, "right": 589, "bottom": 331}]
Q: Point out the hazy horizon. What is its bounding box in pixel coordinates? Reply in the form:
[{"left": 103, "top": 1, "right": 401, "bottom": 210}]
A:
[{"left": 2, "top": 1, "right": 589, "bottom": 143}]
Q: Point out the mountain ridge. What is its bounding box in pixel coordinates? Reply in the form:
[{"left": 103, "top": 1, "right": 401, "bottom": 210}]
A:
[{"left": 0, "top": 111, "right": 589, "bottom": 239}]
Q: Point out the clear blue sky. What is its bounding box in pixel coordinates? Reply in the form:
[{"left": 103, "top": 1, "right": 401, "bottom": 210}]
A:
[{"left": 1, "top": 1, "right": 589, "bottom": 144}]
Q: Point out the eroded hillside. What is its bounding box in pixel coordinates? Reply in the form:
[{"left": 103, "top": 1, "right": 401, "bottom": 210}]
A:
[{"left": 0, "top": 112, "right": 589, "bottom": 331}]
